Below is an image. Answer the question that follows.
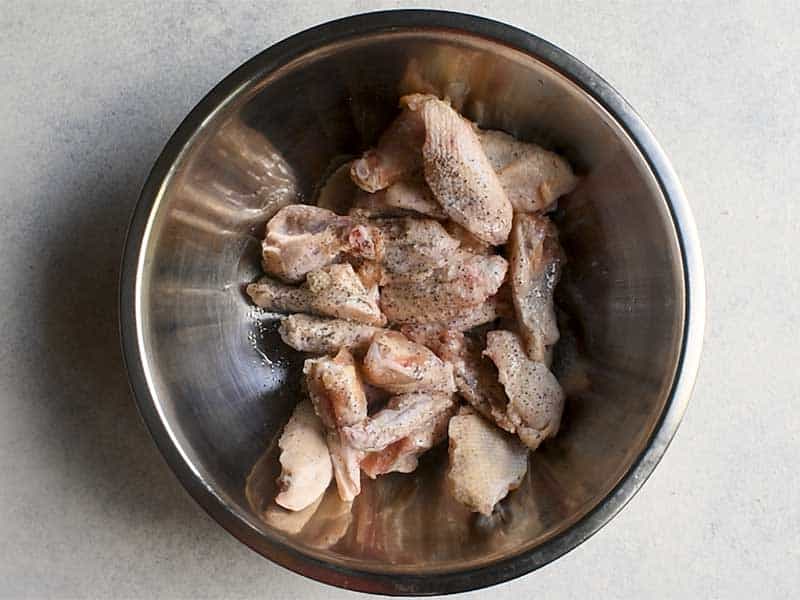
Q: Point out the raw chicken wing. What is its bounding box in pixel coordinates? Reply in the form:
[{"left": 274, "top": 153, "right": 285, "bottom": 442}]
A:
[
  {"left": 304, "top": 348, "right": 368, "bottom": 429},
  {"left": 375, "top": 217, "right": 460, "bottom": 284},
  {"left": 326, "top": 430, "right": 363, "bottom": 503},
  {"left": 401, "top": 94, "right": 512, "bottom": 245},
  {"left": 360, "top": 402, "right": 456, "bottom": 478},
  {"left": 447, "top": 407, "right": 528, "bottom": 516},
  {"left": 509, "top": 214, "right": 563, "bottom": 362},
  {"left": 362, "top": 330, "right": 456, "bottom": 394},
  {"left": 349, "top": 177, "right": 447, "bottom": 220},
  {"left": 484, "top": 330, "right": 564, "bottom": 450},
  {"left": 261, "top": 204, "right": 382, "bottom": 283},
  {"left": 351, "top": 107, "right": 426, "bottom": 192},
  {"left": 478, "top": 128, "right": 578, "bottom": 213},
  {"left": 274, "top": 400, "right": 332, "bottom": 511},
  {"left": 342, "top": 392, "right": 456, "bottom": 452},
  {"left": 404, "top": 328, "right": 513, "bottom": 432},
  {"left": 279, "top": 314, "right": 381, "bottom": 355},
  {"left": 247, "top": 263, "right": 386, "bottom": 326},
  {"left": 380, "top": 253, "right": 508, "bottom": 324},
  {"left": 304, "top": 349, "right": 368, "bottom": 502}
]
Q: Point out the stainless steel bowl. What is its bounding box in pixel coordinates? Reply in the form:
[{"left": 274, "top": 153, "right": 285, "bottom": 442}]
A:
[{"left": 120, "top": 10, "right": 705, "bottom": 595}]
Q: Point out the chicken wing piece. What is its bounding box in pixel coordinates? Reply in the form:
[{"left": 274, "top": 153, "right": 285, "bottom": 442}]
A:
[
  {"left": 360, "top": 401, "right": 456, "bottom": 479},
  {"left": 349, "top": 177, "right": 447, "bottom": 221},
  {"left": 260, "top": 204, "right": 383, "bottom": 283},
  {"left": 444, "top": 221, "right": 491, "bottom": 255},
  {"left": 400, "top": 94, "right": 512, "bottom": 245},
  {"left": 303, "top": 349, "right": 368, "bottom": 502},
  {"left": 304, "top": 348, "right": 368, "bottom": 429},
  {"left": 403, "top": 328, "right": 514, "bottom": 433},
  {"left": 399, "top": 292, "right": 511, "bottom": 340},
  {"left": 316, "top": 160, "right": 358, "bottom": 215},
  {"left": 326, "top": 430, "right": 364, "bottom": 502},
  {"left": 342, "top": 392, "right": 457, "bottom": 452},
  {"left": 478, "top": 128, "right": 578, "bottom": 213},
  {"left": 447, "top": 407, "right": 528, "bottom": 516},
  {"left": 379, "top": 253, "right": 508, "bottom": 324},
  {"left": 247, "top": 263, "right": 387, "bottom": 326},
  {"left": 279, "top": 314, "right": 381, "bottom": 355},
  {"left": 274, "top": 400, "right": 333, "bottom": 511},
  {"left": 361, "top": 330, "right": 456, "bottom": 394},
  {"left": 509, "top": 214, "right": 563, "bottom": 362},
  {"left": 484, "top": 330, "right": 565, "bottom": 451},
  {"left": 350, "top": 106, "right": 426, "bottom": 192},
  {"left": 374, "top": 217, "right": 460, "bottom": 284}
]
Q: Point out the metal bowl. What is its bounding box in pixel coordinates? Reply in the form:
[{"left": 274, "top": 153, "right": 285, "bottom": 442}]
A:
[{"left": 120, "top": 10, "right": 705, "bottom": 595}]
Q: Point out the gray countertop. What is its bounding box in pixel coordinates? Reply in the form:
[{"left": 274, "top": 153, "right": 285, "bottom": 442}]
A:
[{"left": 1, "top": 2, "right": 797, "bottom": 598}]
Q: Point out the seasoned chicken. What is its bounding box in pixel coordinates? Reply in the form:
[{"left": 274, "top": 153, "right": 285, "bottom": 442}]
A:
[
  {"left": 361, "top": 330, "right": 456, "bottom": 394},
  {"left": 304, "top": 348, "right": 368, "bottom": 429},
  {"left": 447, "top": 407, "right": 528, "bottom": 516},
  {"left": 380, "top": 253, "right": 508, "bottom": 324},
  {"left": 484, "top": 330, "right": 565, "bottom": 450},
  {"left": 509, "top": 214, "right": 563, "bottom": 362},
  {"left": 399, "top": 293, "right": 511, "bottom": 341},
  {"left": 274, "top": 400, "right": 333, "bottom": 511},
  {"left": 478, "top": 128, "right": 578, "bottom": 213},
  {"left": 444, "top": 221, "right": 492, "bottom": 255},
  {"left": 279, "top": 314, "right": 381, "bottom": 355},
  {"left": 351, "top": 106, "right": 426, "bottom": 192},
  {"left": 401, "top": 94, "right": 512, "bottom": 245},
  {"left": 404, "top": 328, "right": 513, "bottom": 433},
  {"left": 326, "top": 430, "right": 363, "bottom": 502},
  {"left": 360, "top": 402, "right": 456, "bottom": 479},
  {"left": 375, "top": 217, "right": 460, "bottom": 284},
  {"left": 349, "top": 177, "right": 447, "bottom": 220},
  {"left": 261, "top": 204, "right": 382, "bottom": 283},
  {"left": 342, "top": 392, "right": 457, "bottom": 452},
  {"left": 316, "top": 160, "right": 358, "bottom": 215},
  {"left": 247, "top": 263, "right": 386, "bottom": 326},
  {"left": 304, "top": 349, "right": 368, "bottom": 502}
]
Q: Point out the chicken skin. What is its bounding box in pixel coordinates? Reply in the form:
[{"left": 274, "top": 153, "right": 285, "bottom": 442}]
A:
[{"left": 260, "top": 204, "right": 382, "bottom": 283}]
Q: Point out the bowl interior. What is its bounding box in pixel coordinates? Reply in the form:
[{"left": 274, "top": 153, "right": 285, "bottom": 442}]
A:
[{"left": 132, "top": 30, "right": 684, "bottom": 575}]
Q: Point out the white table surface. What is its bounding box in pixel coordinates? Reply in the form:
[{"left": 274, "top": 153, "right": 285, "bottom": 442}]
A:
[{"left": 1, "top": 2, "right": 797, "bottom": 598}]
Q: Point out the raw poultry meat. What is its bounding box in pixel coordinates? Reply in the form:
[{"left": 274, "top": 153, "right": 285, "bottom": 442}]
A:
[
  {"left": 484, "top": 330, "right": 565, "bottom": 451},
  {"left": 304, "top": 349, "right": 368, "bottom": 502},
  {"left": 509, "top": 213, "right": 563, "bottom": 362},
  {"left": 351, "top": 106, "right": 426, "bottom": 192},
  {"left": 401, "top": 93, "right": 513, "bottom": 245},
  {"left": 247, "top": 263, "right": 386, "bottom": 326},
  {"left": 260, "top": 204, "right": 382, "bottom": 283},
  {"left": 403, "top": 328, "right": 514, "bottom": 433},
  {"left": 379, "top": 252, "right": 507, "bottom": 324},
  {"left": 274, "top": 400, "right": 333, "bottom": 511},
  {"left": 360, "top": 402, "right": 456, "bottom": 479},
  {"left": 325, "top": 430, "right": 363, "bottom": 503},
  {"left": 447, "top": 407, "right": 528, "bottom": 516},
  {"left": 373, "top": 217, "right": 461, "bottom": 284},
  {"left": 361, "top": 330, "right": 456, "bottom": 394},
  {"left": 342, "top": 392, "right": 457, "bottom": 452},
  {"left": 399, "top": 293, "right": 511, "bottom": 341},
  {"left": 304, "top": 349, "right": 368, "bottom": 429},
  {"left": 349, "top": 177, "right": 447, "bottom": 220},
  {"left": 478, "top": 128, "right": 578, "bottom": 213},
  {"left": 278, "top": 314, "right": 382, "bottom": 355},
  {"left": 243, "top": 90, "right": 579, "bottom": 522}
]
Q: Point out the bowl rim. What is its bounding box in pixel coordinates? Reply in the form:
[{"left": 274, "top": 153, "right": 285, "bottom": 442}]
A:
[{"left": 119, "top": 9, "right": 706, "bottom": 596}]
